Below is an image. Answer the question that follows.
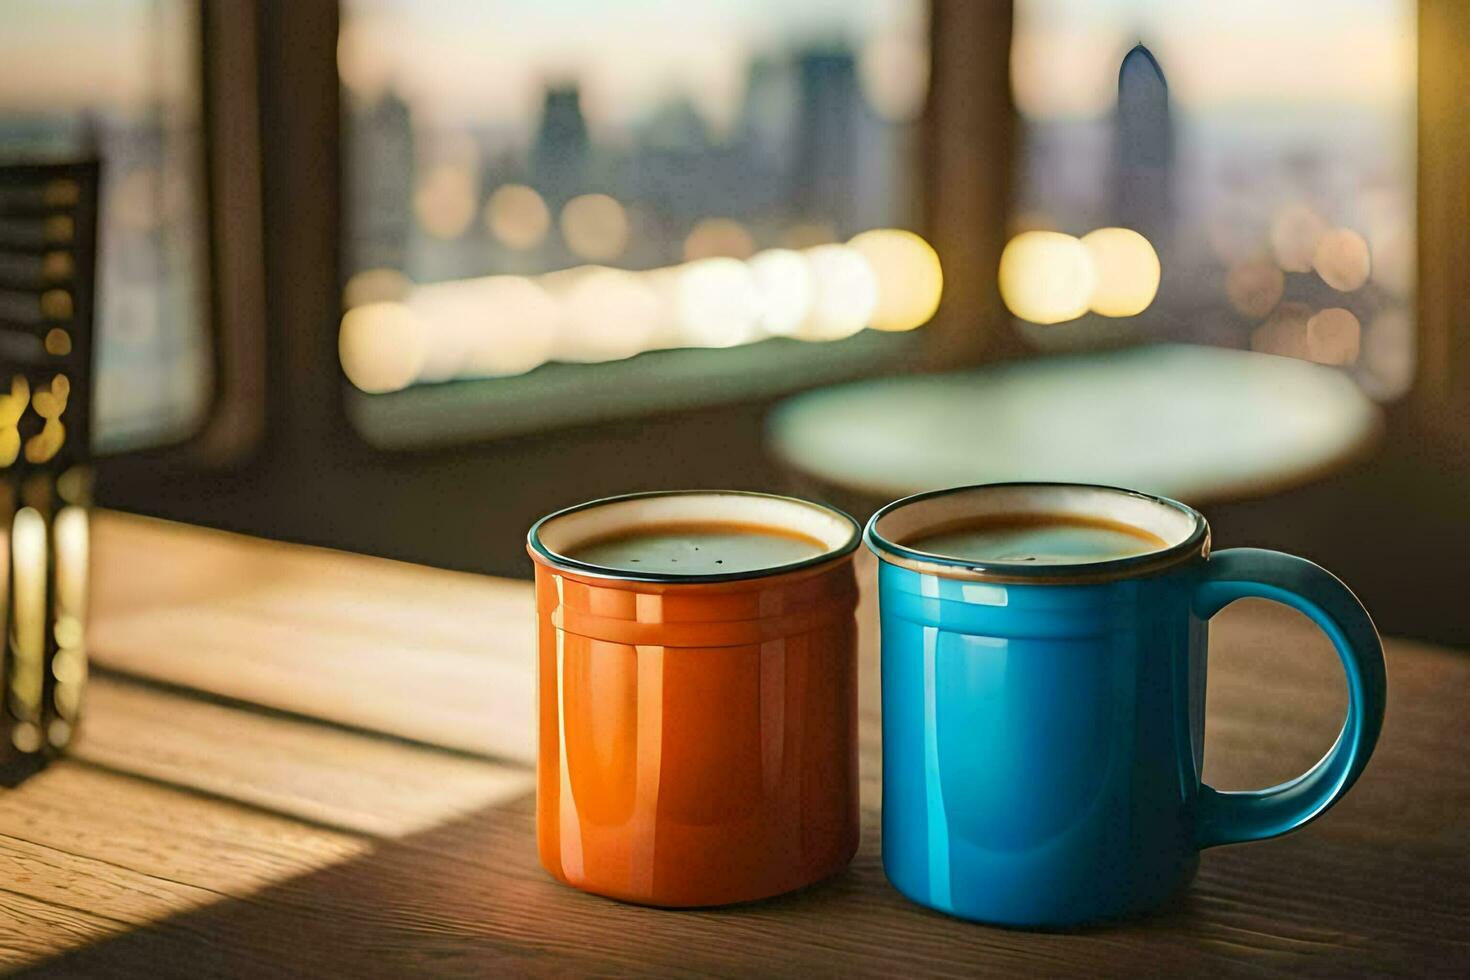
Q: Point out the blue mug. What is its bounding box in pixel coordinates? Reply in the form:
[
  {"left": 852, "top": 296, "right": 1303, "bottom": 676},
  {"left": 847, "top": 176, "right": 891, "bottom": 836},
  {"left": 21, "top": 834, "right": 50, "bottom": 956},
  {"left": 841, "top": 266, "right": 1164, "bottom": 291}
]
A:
[{"left": 865, "top": 483, "right": 1386, "bottom": 927}]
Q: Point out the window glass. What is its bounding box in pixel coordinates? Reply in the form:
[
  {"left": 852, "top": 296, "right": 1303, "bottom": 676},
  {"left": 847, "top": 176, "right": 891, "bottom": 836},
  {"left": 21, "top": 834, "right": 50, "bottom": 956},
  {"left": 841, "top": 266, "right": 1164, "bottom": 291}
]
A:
[
  {"left": 338, "top": 0, "right": 935, "bottom": 413},
  {"left": 1008, "top": 0, "right": 1415, "bottom": 400},
  {"left": 0, "top": 0, "right": 212, "bottom": 449}
]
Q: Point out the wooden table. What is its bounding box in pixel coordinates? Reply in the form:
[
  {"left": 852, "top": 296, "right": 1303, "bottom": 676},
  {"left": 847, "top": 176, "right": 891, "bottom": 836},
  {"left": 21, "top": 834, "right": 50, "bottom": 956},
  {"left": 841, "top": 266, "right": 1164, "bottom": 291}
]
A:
[
  {"left": 2, "top": 513, "right": 1465, "bottom": 976},
  {"left": 769, "top": 345, "right": 1383, "bottom": 505}
]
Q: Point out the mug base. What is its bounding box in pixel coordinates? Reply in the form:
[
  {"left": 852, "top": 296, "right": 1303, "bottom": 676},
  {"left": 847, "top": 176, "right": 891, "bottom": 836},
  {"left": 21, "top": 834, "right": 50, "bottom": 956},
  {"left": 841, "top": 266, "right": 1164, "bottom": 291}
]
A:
[
  {"left": 884, "top": 853, "right": 1200, "bottom": 930},
  {"left": 542, "top": 837, "right": 859, "bottom": 909}
]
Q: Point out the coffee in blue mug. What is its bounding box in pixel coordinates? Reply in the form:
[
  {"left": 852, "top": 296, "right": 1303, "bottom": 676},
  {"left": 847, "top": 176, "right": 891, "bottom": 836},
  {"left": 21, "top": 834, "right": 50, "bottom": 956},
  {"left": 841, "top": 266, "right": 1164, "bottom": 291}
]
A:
[{"left": 865, "top": 483, "right": 1386, "bottom": 927}]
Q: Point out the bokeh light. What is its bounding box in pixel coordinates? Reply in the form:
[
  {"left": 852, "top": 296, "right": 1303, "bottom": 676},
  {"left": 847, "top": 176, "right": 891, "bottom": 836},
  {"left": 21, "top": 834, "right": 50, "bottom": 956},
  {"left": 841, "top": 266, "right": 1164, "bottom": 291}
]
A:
[
  {"left": 1010, "top": 23, "right": 1123, "bottom": 120},
  {"left": 1269, "top": 204, "right": 1327, "bottom": 273},
  {"left": 1312, "top": 228, "right": 1371, "bottom": 292},
  {"left": 858, "top": 35, "right": 930, "bottom": 123},
  {"left": 40, "top": 289, "right": 72, "bottom": 320},
  {"left": 338, "top": 225, "right": 945, "bottom": 390},
  {"left": 848, "top": 228, "right": 943, "bottom": 331},
  {"left": 998, "top": 230, "right": 1096, "bottom": 325},
  {"left": 1226, "top": 257, "right": 1285, "bottom": 319},
  {"left": 486, "top": 184, "right": 551, "bottom": 251},
  {"left": 44, "top": 328, "right": 72, "bottom": 356},
  {"left": 683, "top": 218, "right": 756, "bottom": 261},
  {"left": 747, "top": 248, "right": 813, "bottom": 337},
  {"left": 1305, "top": 307, "right": 1361, "bottom": 366},
  {"left": 561, "top": 194, "right": 629, "bottom": 262},
  {"left": 1080, "top": 227, "right": 1158, "bottom": 317},
  {"left": 10, "top": 506, "right": 46, "bottom": 738},
  {"left": 473, "top": 276, "right": 560, "bottom": 376},
  {"left": 337, "top": 17, "right": 393, "bottom": 102},
  {"left": 557, "top": 267, "right": 659, "bottom": 362},
  {"left": 339, "top": 302, "right": 427, "bottom": 393},
  {"left": 639, "top": 266, "right": 689, "bottom": 350},
  {"left": 414, "top": 163, "right": 477, "bottom": 240},
  {"left": 43, "top": 180, "right": 79, "bottom": 209},
  {"left": 798, "top": 244, "right": 879, "bottom": 341},
  {"left": 1251, "top": 302, "right": 1311, "bottom": 359},
  {"left": 418, "top": 276, "right": 559, "bottom": 378},
  {"left": 407, "top": 279, "right": 494, "bottom": 382},
  {"left": 42, "top": 251, "right": 73, "bottom": 282},
  {"left": 675, "top": 258, "right": 761, "bottom": 348}
]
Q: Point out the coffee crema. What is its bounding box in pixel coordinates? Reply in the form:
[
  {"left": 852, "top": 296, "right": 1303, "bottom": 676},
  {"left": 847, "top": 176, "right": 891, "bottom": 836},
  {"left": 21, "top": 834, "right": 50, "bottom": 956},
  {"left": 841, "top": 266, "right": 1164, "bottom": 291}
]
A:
[
  {"left": 563, "top": 520, "right": 829, "bottom": 575},
  {"left": 902, "top": 512, "right": 1167, "bottom": 565}
]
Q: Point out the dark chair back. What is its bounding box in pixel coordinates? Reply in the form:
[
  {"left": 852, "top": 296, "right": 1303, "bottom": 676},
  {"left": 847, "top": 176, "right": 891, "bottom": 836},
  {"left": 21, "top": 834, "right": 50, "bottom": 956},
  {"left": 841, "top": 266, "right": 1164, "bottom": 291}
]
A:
[{"left": 0, "top": 159, "right": 99, "bottom": 780}]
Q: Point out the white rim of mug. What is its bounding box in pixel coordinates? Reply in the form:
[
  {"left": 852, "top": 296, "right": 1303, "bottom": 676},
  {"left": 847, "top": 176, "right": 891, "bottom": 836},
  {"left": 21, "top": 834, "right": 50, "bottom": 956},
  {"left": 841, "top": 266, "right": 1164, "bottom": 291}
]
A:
[
  {"left": 864, "top": 482, "right": 1210, "bottom": 585},
  {"left": 529, "top": 489, "right": 861, "bottom": 585}
]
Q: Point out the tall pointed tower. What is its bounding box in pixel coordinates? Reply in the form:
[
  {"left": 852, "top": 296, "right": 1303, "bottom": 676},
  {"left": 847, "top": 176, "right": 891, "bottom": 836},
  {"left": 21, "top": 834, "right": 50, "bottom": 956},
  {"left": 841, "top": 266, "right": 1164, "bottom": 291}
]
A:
[{"left": 1112, "top": 43, "right": 1173, "bottom": 246}]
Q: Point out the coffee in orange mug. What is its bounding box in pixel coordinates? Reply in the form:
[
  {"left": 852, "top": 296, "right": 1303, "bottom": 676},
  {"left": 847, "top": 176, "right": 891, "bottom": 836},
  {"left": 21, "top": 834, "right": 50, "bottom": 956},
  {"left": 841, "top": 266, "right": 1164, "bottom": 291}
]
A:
[{"left": 527, "top": 491, "right": 861, "bottom": 906}]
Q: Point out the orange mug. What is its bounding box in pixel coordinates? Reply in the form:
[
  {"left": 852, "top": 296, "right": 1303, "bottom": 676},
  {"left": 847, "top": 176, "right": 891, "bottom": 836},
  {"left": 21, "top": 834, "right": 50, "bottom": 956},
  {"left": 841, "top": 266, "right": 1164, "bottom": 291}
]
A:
[{"left": 527, "top": 490, "right": 861, "bottom": 906}]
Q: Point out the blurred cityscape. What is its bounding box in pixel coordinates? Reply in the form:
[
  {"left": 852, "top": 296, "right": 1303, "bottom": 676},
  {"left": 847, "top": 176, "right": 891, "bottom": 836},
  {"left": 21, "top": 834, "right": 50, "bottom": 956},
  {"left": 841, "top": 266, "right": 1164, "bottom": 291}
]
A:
[
  {"left": 1008, "top": 0, "right": 1416, "bottom": 400},
  {"left": 0, "top": 0, "right": 1420, "bottom": 450},
  {"left": 344, "top": 45, "right": 922, "bottom": 285},
  {"left": 335, "top": 0, "right": 934, "bottom": 392}
]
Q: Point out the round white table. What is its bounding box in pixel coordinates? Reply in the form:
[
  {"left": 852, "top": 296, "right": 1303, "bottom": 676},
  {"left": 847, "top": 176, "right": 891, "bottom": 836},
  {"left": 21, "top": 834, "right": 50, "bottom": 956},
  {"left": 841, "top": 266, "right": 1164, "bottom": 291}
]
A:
[{"left": 768, "top": 345, "right": 1382, "bottom": 505}]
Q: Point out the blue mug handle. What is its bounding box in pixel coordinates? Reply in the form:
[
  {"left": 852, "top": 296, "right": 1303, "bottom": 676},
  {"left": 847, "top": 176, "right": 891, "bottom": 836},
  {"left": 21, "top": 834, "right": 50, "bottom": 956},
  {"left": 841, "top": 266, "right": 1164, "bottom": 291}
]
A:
[{"left": 1191, "top": 548, "right": 1388, "bottom": 849}]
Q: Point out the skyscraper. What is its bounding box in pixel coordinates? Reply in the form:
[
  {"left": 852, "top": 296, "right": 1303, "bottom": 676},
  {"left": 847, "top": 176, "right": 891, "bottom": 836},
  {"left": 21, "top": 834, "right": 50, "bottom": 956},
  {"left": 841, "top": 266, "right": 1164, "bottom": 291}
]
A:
[
  {"left": 531, "top": 85, "right": 591, "bottom": 211},
  {"left": 792, "top": 50, "right": 863, "bottom": 234},
  {"left": 1112, "top": 43, "right": 1173, "bottom": 246},
  {"left": 346, "top": 89, "right": 414, "bottom": 274}
]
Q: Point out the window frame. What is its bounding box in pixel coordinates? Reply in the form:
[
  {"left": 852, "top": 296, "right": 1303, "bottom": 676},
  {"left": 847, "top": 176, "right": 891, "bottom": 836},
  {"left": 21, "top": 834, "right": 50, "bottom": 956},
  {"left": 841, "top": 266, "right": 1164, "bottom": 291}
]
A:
[{"left": 95, "top": 0, "right": 266, "bottom": 488}]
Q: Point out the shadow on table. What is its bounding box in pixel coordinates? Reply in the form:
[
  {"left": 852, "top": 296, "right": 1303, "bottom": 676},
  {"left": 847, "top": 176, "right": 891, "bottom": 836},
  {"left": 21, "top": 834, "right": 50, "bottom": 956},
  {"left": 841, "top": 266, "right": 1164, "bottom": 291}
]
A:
[{"left": 21, "top": 788, "right": 1467, "bottom": 979}]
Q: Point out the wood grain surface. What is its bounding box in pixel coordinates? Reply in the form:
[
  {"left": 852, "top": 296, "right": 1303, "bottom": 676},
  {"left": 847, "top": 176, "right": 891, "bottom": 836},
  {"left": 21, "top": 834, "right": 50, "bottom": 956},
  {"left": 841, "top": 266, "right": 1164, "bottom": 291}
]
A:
[
  {"left": 0, "top": 513, "right": 1464, "bottom": 976},
  {"left": 89, "top": 512, "right": 537, "bottom": 763}
]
